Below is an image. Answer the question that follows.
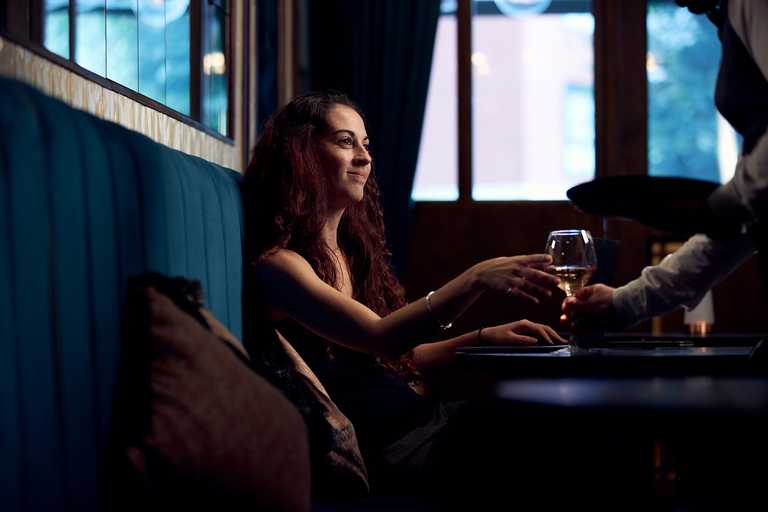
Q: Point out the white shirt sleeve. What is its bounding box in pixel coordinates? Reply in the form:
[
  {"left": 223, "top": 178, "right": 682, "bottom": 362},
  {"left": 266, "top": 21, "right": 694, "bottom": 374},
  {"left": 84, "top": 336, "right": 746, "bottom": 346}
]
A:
[{"left": 613, "top": 234, "right": 755, "bottom": 327}]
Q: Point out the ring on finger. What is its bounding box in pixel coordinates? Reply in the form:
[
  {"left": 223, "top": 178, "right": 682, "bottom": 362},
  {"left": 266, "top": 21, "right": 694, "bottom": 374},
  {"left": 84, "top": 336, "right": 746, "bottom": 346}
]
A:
[{"left": 505, "top": 287, "right": 513, "bottom": 296}]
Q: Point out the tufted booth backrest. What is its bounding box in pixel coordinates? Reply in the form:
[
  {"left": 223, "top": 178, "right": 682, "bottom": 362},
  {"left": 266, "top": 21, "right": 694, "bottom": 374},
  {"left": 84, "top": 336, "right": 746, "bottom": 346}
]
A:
[{"left": 0, "top": 77, "right": 243, "bottom": 511}]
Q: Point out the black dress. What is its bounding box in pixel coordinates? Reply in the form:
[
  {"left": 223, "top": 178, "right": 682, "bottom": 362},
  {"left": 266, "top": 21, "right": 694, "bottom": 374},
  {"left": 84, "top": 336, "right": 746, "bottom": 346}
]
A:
[{"left": 274, "top": 318, "right": 459, "bottom": 491}]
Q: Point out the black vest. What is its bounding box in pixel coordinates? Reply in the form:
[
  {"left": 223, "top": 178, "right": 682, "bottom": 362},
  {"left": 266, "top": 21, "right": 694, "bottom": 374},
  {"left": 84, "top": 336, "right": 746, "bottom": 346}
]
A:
[{"left": 714, "top": 0, "right": 768, "bottom": 155}]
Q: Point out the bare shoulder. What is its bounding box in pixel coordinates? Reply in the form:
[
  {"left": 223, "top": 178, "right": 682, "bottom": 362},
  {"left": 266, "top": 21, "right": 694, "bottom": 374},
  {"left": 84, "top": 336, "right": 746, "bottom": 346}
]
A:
[
  {"left": 255, "top": 249, "right": 318, "bottom": 283},
  {"left": 261, "top": 248, "right": 309, "bottom": 268},
  {"left": 253, "top": 248, "right": 347, "bottom": 319}
]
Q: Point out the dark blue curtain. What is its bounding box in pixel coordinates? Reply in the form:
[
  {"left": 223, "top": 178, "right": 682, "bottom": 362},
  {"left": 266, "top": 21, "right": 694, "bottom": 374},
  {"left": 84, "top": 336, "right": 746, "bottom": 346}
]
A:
[
  {"left": 308, "top": 0, "right": 441, "bottom": 275},
  {"left": 257, "top": 0, "right": 278, "bottom": 135}
]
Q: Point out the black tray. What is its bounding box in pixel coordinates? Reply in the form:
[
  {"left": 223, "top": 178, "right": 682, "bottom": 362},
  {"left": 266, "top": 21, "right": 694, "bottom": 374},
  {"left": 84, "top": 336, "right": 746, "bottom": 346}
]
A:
[{"left": 567, "top": 176, "right": 719, "bottom": 235}]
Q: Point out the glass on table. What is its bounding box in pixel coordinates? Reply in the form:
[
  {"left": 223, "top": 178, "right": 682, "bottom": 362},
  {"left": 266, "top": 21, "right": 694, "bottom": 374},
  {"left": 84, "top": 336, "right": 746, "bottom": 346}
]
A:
[{"left": 545, "top": 229, "right": 597, "bottom": 297}]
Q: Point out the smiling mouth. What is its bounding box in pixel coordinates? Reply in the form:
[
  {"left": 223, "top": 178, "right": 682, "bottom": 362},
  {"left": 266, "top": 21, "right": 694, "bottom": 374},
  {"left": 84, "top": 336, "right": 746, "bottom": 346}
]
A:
[{"left": 347, "top": 171, "right": 368, "bottom": 180}]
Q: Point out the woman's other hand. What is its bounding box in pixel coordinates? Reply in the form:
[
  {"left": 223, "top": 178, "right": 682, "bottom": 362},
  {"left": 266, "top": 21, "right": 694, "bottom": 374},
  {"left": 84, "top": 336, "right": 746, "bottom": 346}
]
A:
[
  {"left": 561, "top": 284, "right": 616, "bottom": 334},
  {"left": 480, "top": 320, "right": 566, "bottom": 346},
  {"left": 471, "top": 254, "right": 560, "bottom": 304},
  {"left": 413, "top": 319, "right": 565, "bottom": 370}
]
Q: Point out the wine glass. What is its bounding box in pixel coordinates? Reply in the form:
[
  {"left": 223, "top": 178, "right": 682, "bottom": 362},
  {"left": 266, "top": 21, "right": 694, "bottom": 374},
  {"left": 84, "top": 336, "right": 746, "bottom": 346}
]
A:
[{"left": 545, "top": 229, "right": 598, "bottom": 297}]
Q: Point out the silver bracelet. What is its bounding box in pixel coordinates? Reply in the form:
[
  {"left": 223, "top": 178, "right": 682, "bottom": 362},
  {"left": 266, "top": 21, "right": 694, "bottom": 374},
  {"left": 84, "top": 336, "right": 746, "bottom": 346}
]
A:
[{"left": 425, "top": 290, "right": 453, "bottom": 331}]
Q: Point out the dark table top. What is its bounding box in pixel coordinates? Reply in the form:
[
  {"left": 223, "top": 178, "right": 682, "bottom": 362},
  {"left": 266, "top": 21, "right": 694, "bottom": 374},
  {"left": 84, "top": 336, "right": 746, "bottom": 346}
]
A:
[
  {"left": 495, "top": 376, "right": 768, "bottom": 417},
  {"left": 454, "top": 334, "right": 767, "bottom": 378},
  {"left": 444, "top": 335, "right": 768, "bottom": 506}
]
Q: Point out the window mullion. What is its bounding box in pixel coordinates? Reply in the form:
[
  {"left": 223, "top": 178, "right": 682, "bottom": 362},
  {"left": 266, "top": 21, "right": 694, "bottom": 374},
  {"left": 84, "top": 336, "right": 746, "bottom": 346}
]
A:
[
  {"left": 457, "top": 0, "right": 472, "bottom": 204},
  {"left": 593, "top": 0, "right": 647, "bottom": 179},
  {"left": 69, "top": 0, "right": 76, "bottom": 62},
  {"left": 190, "top": 0, "right": 202, "bottom": 121}
]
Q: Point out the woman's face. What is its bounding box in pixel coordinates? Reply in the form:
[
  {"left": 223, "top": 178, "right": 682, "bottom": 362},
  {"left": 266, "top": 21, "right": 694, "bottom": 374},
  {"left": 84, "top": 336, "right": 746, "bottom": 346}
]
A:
[{"left": 316, "top": 104, "right": 372, "bottom": 208}]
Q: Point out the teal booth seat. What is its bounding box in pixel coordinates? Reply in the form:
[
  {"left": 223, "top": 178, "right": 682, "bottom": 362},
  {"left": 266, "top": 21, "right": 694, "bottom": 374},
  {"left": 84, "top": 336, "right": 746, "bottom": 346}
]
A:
[{"left": 0, "top": 76, "right": 243, "bottom": 510}]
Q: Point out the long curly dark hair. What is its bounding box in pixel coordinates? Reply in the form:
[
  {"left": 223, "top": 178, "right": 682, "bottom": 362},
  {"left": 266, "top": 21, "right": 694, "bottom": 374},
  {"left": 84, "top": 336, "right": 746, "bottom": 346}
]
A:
[{"left": 241, "top": 91, "right": 405, "bottom": 316}]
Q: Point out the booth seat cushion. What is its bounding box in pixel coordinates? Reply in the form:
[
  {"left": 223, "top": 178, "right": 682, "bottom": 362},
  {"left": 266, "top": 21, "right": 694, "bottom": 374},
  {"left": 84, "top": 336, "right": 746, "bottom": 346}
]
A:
[{"left": 0, "top": 76, "right": 243, "bottom": 510}]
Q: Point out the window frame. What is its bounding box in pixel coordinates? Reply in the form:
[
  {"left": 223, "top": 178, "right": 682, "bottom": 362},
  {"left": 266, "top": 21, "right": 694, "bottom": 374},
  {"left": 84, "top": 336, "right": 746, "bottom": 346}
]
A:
[
  {"left": 0, "top": 0, "right": 236, "bottom": 144},
  {"left": 430, "top": 0, "right": 648, "bottom": 205},
  {"left": 404, "top": 0, "right": 651, "bottom": 319}
]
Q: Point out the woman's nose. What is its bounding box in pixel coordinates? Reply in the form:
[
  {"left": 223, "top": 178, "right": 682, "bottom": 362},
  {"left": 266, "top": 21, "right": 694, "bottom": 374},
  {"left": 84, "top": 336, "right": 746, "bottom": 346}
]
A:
[{"left": 354, "top": 147, "right": 371, "bottom": 165}]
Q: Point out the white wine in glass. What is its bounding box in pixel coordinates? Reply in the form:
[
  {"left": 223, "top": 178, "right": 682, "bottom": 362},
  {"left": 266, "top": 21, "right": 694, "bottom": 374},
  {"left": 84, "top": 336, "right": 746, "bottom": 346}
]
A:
[{"left": 546, "top": 229, "right": 598, "bottom": 296}]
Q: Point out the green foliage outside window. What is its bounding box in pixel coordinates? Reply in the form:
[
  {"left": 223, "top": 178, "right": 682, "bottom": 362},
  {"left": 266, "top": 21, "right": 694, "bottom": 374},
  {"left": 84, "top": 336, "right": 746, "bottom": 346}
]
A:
[{"left": 648, "top": 1, "right": 723, "bottom": 182}]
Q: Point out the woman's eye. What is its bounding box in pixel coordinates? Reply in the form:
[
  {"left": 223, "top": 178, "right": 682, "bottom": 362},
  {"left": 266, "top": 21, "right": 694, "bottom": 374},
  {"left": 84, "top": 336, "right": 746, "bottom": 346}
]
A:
[
  {"left": 363, "top": 144, "right": 371, "bottom": 153},
  {"left": 338, "top": 137, "right": 353, "bottom": 146}
]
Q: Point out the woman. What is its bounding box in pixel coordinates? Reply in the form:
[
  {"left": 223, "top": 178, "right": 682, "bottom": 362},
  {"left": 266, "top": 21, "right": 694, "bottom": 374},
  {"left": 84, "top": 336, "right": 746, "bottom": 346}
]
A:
[{"left": 241, "top": 91, "right": 564, "bottom": 494}]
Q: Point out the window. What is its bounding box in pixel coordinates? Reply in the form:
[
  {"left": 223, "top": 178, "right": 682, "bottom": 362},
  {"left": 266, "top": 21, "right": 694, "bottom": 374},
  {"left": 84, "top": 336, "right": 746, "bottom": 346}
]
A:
[
  {"left": 413, "top": 0, "right": 595, "bottom": 201},
  {"left": 405, "top": 1, "right": 764, "bottom": 334},
  {"left": 201, "top": 0, "right": 228, "bottom": 134},
  {"left": 413, "top": 10, "right": 459, "bottom": 201},
  {"left": 4, "top": 0, "right": 231, "bottom": 138},
  {"left": 647, "top": 0, "right": 738, "bottom": 183},
  {"left": 43, "top": 0, "right": 70, "bottom": 59}
]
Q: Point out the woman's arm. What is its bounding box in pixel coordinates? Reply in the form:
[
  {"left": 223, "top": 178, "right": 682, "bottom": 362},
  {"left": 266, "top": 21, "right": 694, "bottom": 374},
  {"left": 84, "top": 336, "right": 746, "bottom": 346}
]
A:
[
  {"left": 254, "top": 249, "right": 559, "bottom": 358},
  {"left": 411, "top": 320, "right": 566, "bottom": 370}
]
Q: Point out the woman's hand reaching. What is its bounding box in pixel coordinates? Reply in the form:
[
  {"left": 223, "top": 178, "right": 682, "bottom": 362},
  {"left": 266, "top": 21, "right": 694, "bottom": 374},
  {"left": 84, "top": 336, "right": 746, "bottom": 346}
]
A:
[
  {"left": 480, "top": 320, "right": 567, "bottom": 345},
  {"left": 410, "top": 257, "right": 565, "bottom": 369},
  {"left": 470, "top": 254, "right": 560, "bottom": 304}
]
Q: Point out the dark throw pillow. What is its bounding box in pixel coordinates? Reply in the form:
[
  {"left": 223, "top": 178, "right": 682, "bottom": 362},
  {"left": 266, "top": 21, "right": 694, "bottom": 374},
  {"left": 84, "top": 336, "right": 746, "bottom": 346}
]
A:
[{"left": 105, "top": 273, "right": 311, "bottom": 512}]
